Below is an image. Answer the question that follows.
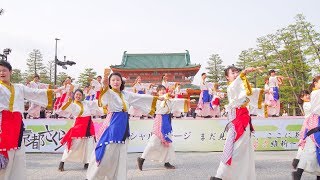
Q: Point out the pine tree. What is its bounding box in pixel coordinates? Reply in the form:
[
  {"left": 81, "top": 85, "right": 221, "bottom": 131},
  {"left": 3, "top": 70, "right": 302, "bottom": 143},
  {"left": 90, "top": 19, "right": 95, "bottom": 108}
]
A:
[
  {"left": 205, "top": 54, "right": 225, "bottom": 83},
  {"left": 45, "top": 60, "right": 55, "bottom": 84},
  {"left": 11, "top": 69, "right": 23, "bottom": 83},
  {"left": 57, "top": 72, "right": 70, "bottom": 87},
  {"left": 26, "top": 49, "right": 45, "bottom": 77},
  {"left": 295, "top": 14, "right": 320, "bottom": 74},
  {"left": 77, "top": 68, "right": 97, "bottom": 88}
]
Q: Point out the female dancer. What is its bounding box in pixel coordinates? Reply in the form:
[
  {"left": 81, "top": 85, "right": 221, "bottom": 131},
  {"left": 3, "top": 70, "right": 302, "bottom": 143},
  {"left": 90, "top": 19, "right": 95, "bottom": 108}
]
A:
[
  {"left": 292, "top": 76, "right": 320, "bottom": 180},
  {"left": 86, "top": 72, "right": 162, "bottom": 180},
  {"left": 210, "top": 66, "right": 264, "bottom": 180},
  {"left": 292, "top": 90, "right": 311, "bottom": 169},
  {"left": 27, "top": 74, "right": 50, "bottom": 118},
  {"left": 58, "top": 89, "right": 105, "bottom": 171},
  {"left": 195, "top": 73, "right": 215, "bottom": 118},
  {"left": 211, "top": 83, "right": 224, "bottom": 118},
  {"left": 137, "top": 84, "right": 189, "bottom": 170},
  {"left": 0, "top": 60, "right": 55, "bottom": 179},
  {"left": 268, "top": 70, "right": 292, "bottom": 117},
  {"left": 161, "top": 73, "right": 175, "bottom": 93},
  {"left": 128, "top": 76, "right": 146, "bottom": 119}
]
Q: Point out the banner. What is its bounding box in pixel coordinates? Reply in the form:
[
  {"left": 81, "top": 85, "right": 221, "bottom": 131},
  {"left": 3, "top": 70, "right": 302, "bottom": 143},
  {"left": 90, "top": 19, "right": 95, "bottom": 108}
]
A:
[{"left": 23, "top": 117, "right": 304, "bottom": 153}]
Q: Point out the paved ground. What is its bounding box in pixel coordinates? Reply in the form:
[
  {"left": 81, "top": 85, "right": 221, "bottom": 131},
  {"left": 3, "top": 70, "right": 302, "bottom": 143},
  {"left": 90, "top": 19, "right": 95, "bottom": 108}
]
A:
[{"left": 26, "top": 151, "right": 314, "bottom": 180}]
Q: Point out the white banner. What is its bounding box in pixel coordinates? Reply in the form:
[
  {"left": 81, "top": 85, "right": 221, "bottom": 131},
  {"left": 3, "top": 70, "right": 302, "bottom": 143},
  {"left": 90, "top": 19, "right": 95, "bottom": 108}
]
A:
[{"left": 22, "top": 117, "right": 304, "bottom": 153}]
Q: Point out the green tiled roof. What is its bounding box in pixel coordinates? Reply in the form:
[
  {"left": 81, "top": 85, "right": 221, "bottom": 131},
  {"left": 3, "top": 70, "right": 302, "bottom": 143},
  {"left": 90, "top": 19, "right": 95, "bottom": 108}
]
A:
[{"left": 110, "top": 50, "right": 200, "bottom": 69}]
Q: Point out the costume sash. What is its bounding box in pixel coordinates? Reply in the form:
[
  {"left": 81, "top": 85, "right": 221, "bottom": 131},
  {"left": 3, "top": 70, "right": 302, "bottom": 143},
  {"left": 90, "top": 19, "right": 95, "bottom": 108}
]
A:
[
  {"left": 303, "top": 116, "right": 320, "bottom": 166},
  {"left": 54, "top": 97, "right": 61, "bottom": 110},
  {"left": 272, "top": 87, "right": 279, "bottom": 101},
  {"left": 222, "top": 107, "right": 254, "bottom": 165},
  {"left": 202, "top": 90, "right": 211, "bottom": 103},
  {"left": 0, "top": 110, "right": 24, "bottom": 158},
  {"left": 96, "top": 91, "right": 101, "bottom": 99},
  {"left": 95, "top": 112, "right": 129, "bottom": 164},
  {"left": 161, "top": 114, "right": 173, "bottom": 143},
  {"left": 58, "top": 93, "right": 67, "bottom": 109},
  {"left": 211, "top": 97, "right": 220, "bottom": 106},
  {"left": 60, "top": 116, "right": 95, "bottom": 150}
]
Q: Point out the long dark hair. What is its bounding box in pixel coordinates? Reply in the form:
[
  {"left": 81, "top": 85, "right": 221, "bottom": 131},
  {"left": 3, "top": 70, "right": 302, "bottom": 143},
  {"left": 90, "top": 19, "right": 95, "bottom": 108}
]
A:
[
  {"left": 161, "top": 74, "right": 167, "bottom": 81},
  {"left": 0, "top": 60, "right": 12, "bottom": 71},
  {"left": 309, "top": 75, "right": 320, "bottom": 92},
  {"left": 268, "top": 69, "right": 276, "bottom": 75},
  {"left": 108, "top": 72, "right": 125, "bottom": 91},
  {"left": 156, "top": 84, "right": 166, "bottom": 92},
  {"left": 224, "top": 66, "right": 241, "bottom": 78},
  {"left": 73, "top": 89, "right": 84, "bottom": 100},
  {"left": 298, "top": 90, "right": 310, "bottom": 104}
]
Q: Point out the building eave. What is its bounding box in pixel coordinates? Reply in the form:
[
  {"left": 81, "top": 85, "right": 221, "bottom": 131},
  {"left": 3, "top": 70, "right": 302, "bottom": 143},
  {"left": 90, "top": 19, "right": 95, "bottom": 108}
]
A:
[{"left": 110, "top": 65, "right": 201, "bottom": 72}]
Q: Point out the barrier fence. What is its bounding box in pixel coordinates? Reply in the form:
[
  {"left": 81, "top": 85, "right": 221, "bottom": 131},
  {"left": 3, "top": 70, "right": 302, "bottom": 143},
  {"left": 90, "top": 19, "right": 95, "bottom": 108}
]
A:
[{"left": 23, "top": 117, "right": 303, "bottom": 153}]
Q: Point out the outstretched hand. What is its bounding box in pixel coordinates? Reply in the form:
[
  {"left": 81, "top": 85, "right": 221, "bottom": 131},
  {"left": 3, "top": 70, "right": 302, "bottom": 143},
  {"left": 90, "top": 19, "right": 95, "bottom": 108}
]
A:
[
  {"left": 103, "top": 68, "right": 110, "bottom": 87},
  {"left": 243, "top": 66, "right": 265, "bottom": 74},
  {"left": 255, "top": 66, "right": 265, "bottom": 73},
  {"left": 102, "top": 77, "right": 108, "bottom": 87}
]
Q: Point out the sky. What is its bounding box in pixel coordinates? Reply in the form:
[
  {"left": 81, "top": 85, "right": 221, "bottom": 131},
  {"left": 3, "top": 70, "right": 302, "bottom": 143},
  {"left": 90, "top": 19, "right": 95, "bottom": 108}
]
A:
[{"left": 1, "top": 0, "right": 320, "bottom": 85}]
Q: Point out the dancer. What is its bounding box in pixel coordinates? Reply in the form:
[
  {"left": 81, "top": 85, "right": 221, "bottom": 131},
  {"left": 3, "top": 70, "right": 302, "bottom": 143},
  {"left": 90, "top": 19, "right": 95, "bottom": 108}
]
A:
[
  {"left": 53, "top": 80, "right": 66, "bottom": 114},
  {"left": 268, "top": 70, "right": 292, "bottom": 117},
  {"left": 292, "top": 90, "right": 311, "bottom": 169},
  {"left": 90, "top": 76, "right": 102, "bottom": 100},
  {"left": 210, "top": 83, "right": 225, "bottom": 118},
  {"left": 146, "top": 83, "right": 156, "bottom": 96},
  {"left": 58, "top": 89, "right": 105, "bottom": 171},
  {"left": 292, "top": 76, "right": 320, "bottom": 180},
  {"left": 0, "top": 60, "right": 54, "bottom": 179},
  {"left": 161, "top": 73, "right": 175, "bottom": 93},
  {"left": 86, "top": 72, "right": 162, "bottom": 180},
  {"left": 83, "top": 85, "right": 92, "bottom": 101},
  {"left": 128, "top": 76, "right": 147, "bottom": 119},
  {"left": 210, "top": 66, "right": 264, "bottom": 180},
  {"left": 174, "top": 83, "right": 183, "bottom": 98},
  {"left": 263, "top": 77, "right": 275, "bottom": 117},
  {"left": 195, "top": 73, "right": 215, "bottom": 118},
  {"left": 55, "top": 77, "right": 74, "bottom": 118},
  {"left": 137, "top": 85, "right": 190, "bottom": 170},
  {"left": 172, "top": 83, "right": 185, "bottom": 118},
  {"left": 27, "top": 74, "right": 50, "bottom": 118}
]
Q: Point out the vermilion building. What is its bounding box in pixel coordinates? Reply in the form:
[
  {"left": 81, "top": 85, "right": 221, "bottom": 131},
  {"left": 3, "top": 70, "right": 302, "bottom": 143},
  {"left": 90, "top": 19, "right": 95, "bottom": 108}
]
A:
[{"left": 110, "top": 50, "right": 201, "bottom": 86}]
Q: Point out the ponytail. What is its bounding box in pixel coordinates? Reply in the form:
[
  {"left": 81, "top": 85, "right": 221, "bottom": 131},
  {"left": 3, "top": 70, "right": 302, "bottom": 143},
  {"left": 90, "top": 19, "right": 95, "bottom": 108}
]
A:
[{"left": 309, "top": 75, "right": 320, "bottom": 92}]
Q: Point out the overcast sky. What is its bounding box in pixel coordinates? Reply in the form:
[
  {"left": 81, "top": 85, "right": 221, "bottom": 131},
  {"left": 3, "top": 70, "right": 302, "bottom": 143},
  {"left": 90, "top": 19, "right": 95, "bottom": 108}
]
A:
[{"left": 1, "top": 0, "right": 319, "bottom": 85}]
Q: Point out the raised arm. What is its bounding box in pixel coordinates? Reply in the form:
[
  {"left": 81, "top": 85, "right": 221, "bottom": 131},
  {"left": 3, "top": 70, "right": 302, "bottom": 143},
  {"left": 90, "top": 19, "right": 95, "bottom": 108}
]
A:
[
  {"left": 127, "top": 91, "right": 162, "bottom": 115},
  {"left": 60, "top": 99, "right": 77, "bottom": 115},
  {"left": 98, "top": 69, "right": 111, "bottom": 106},
  {"left": 86, "top": 100, "right": 107, "bottom": 115},
  {"left": 170, "top": 98, "right": 190, "bottom": 113},
  {"left": 22, "top": 85, "right": 54, "bottom": 109},
  {"left": 242, "top": 66, "right": 264, "bottom": 75}
]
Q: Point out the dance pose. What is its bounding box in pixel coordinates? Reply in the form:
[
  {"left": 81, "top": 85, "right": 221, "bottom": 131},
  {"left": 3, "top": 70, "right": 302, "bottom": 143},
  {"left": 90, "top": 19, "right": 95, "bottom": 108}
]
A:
[
  {"left": 58, "top": 89, "right": 105, "bottom": 171},
  {"left": 137, "top": 85, "right": 189, "bottom": 170},
  {"left": 292, "top": 76, "right": 320, "bottom": 180},
  {"left": 128, "top": 76, "right": 147, "bottom": 119},
  {"left": 90, "top": 76, "right": 102, "bottom": 100},
  {"left": 210, "top": 66, "right": 264, "bottom": 180},
  {"left": 27, "top": 74, "right": 50, "bottom": 118},
  {"left": 292, "top": 90, "right": 311, "bottom": 169},
  {"left": 268, "top": 70, "right": 287, "bottom": 117},
  {"left": 195, "top": 73, "right": 215, "bottom": 118},
  {"left": 0, "top": 60, "right": 54, "bottom": 179},
  {"left": 86, "top": 72, "right": 162, "bottom": 180}
]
